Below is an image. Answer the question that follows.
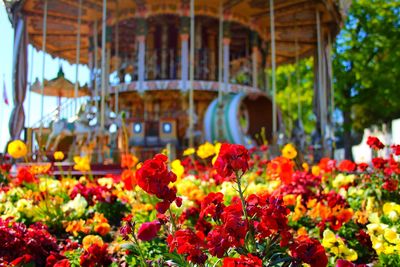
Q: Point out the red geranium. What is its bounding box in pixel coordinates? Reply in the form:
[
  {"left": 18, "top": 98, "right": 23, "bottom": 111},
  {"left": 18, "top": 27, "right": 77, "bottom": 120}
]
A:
[
  {"left": 137, "top": 220, "right": 161, "bottom": 241},
  {"left": 15, "top": 167, "right": 36, "bottom": 186},
  {"left": 199, "top": 192, "right": 226, "bottom": 221},
  {"left": 357, "top": 163, "right": 369, "bottom": 172},
  {"left": 372, "top": 157, "right": 387, "bottom": 170},
  {"left": 267, "top": 156, "right": 294, "bottom": 184},
  {"left": 214, "top": 143, "right": 250, "bottom": 178},
  {"left": 338, "top": 160, "right": 356, "bottom": 172},
  {"left": 367, "top": 136, "right": 384, "bottom": 150},
  {"left": 136, "top": 154, "right": 178, "bottom": 213},
  {"left": 80, "top": 244, "right": 112, "bottom": 267},
  {"left": 290, "top": 235, "right": 328, "bottom": 267},
  {"left": 121, "top": 169, "right": 136, "bottom": 191},
  {"left": 167, "top": 229, "right": 207, "bottom": 264},
  {"left": 222, "top": 253, "right": 263, "bottom": 267},
  {"left": 382, "top": 178, "right": 398, "bottom": 192},
  {"left": 391, "top": 144, "right": 400, "bottom": 156}
]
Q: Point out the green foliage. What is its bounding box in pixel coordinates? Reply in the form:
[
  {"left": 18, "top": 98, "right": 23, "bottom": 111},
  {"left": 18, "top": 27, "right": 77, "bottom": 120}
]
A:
[
  {"left": 275, "top": 58, "right": 316, "bottom": 136},
  {"left": 378, "top": 253, "right": 400, "bottom": 267},
  {"left": 333, "top": 0, "right": 400, "bottom": 132}
]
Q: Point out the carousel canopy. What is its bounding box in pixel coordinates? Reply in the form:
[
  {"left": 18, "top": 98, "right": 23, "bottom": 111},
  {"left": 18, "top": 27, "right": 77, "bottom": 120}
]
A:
[
  {"left": 6, "top": 0, "right": 349, "bottom": 67},
  {"left": 31, "top": 67, "right": 90, "bottom": 98}
]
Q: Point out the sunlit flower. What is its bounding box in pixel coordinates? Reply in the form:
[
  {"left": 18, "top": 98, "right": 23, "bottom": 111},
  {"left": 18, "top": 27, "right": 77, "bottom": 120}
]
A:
[
  {"left": 171, "top": 159, "right": 185, "bottom": 180},
  {"left": 282, "top": 143, "right": 297, "bottom": 159},
  {"left": 53, "top": 151, "right": 65, "bottom": 161},
  {"left": 82, "top": 235, "right": 104, "bottom": 251},
  {"left": 183, "top": 147, "right": 195, "bottom": 156},
  {"left": 73, "top": 156, "right": 91, "bottom": 172},
  {"left": 121, "top": 153, "right": 138, "bottom": 169},
  {"left": 197, "top": 142, "right": 216, "bottom": 159},
  {"left": 7, "top": 140, "right": 28, "bottom": 159}
]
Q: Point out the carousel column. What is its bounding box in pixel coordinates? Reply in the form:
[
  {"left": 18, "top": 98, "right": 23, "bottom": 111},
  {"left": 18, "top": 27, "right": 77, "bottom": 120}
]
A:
[
  {"left": 251, "top": 31, "right": 259, "bottom": 90},
  {"left": 195, "top": 20, "right": 202, "bottom": 79},
  {"left": 161, "top": 24, "right": 168, "bottom": 79},
  {"left": 207, "top": 31, "right": 216, "bottom": 81},
  {"left": 222, "top": 21, "right": 231, "bottom": 93},
  {"left": 136, "top": 17, "right": 147, "bottom": 93},
  {"left": 181, "top": 34, "right": 189, "bottom": 91}
]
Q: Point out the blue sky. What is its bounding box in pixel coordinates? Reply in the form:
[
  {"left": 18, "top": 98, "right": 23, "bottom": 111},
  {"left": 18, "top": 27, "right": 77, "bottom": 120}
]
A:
[{"left": 0, "top": 4, "right": 89, "bottom": 151}]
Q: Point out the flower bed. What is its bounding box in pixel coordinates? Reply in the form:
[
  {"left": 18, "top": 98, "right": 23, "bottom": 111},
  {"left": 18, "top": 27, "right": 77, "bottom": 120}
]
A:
[{"left": 0, "top": 138, "right": 399, "bottom": 266}]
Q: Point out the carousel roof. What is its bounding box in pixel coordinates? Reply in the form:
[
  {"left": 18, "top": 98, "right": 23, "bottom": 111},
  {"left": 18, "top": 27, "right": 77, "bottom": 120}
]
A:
[{"left": 6, "top": 0, "right": 349, "bottom": 67}]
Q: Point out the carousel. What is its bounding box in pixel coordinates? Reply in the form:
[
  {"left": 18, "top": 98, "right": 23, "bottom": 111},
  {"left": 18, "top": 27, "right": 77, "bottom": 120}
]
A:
[{"left": 5, "top": 0, "right": 347, "bottom": 163}]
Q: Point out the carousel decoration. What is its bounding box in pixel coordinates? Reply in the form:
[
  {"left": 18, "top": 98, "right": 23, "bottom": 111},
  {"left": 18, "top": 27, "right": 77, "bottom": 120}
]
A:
[{"left": 5, "top": 0, "right": 347, "bottom": 162}]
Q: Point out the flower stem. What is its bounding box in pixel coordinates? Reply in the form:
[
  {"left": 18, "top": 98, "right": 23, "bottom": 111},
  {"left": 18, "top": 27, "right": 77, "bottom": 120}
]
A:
[
  {"left": 169, "top": 207, "right": 177, "bottom": 232},
  {"left": 132, "top": 235, "right": 147, "bottom": 267}
]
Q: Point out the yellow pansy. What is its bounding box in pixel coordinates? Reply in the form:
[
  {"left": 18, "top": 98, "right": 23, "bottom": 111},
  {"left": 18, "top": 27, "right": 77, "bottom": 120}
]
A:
[
  {"left": 282, "top": 143, "right": 297, "bottom": 159},
  {"left": 183, "top": 147, "right": 195, "bottom": 156},
  {"left": 332, "top": 174, "right": 355, "bottom": 188},
  {"left": 302, "top": 162, "right": 309, "bottom": 172},
  {"left": 7, "top": 140, "right": 27, "bottom": 159},
  {"left": 171, "top": 159, "right": 185, "bottom": 180},
  {"left": 311, "top": 165, "right": 320, "bottom": 176},
  {"left": 73, "top": 156, "right": 91, "bottom": 172},
  {"left": 322, "top": 229, "right": 358, "bottom": 261},
  {"left": 54, "top": 151, "right": 65, "bottom": 161},
  {"left": 82, "top": 235, "right": 104, "bottom": 250},
  {"left": 197, "top": 142, "right": 216, "bottom": 159},
  {"left": 383, "top": 202, "right": 400, "bottom": 221}
]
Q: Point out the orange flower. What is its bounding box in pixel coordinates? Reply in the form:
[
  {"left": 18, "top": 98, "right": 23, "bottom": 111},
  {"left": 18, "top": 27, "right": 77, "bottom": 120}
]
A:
[
  {"left": 267, "top": 156, "right": 294, "bottom": 184},
  {"left": 121, "top": 169, "right": 136, "bottom": 190},
  {"left": 121, "top": 154, "right": 138, "bottom": 169},
  {"left": 82, "top": 235, "right": 104, "bottom": 251},
  {"left": 95, "top": 222, "right": 111, "bottom": 236},
  {"left": 64, "top": 220, "right": 90, "bottom": 236}
]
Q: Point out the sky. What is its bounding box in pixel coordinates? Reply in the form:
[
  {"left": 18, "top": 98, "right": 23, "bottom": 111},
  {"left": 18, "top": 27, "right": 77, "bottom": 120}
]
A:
[{"left": 0, "top": 3, "right": 89, "bottom": 151}]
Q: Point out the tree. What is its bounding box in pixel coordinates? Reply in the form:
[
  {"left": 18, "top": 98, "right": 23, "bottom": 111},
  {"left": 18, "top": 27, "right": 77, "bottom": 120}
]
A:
[
  {"left": 333, "top": 0, "right": 400, "bottom": 159},
  {"left": 275, "top": 58, "right": 315, "bottom": 137}
]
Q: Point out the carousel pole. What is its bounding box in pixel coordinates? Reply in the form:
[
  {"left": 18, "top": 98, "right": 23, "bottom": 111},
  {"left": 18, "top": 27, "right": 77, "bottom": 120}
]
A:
[
  {"left": 115, "top": 1, "right": 120, "bottom": 115},
  {"left": 217, "top": 0, "right": 223, "bottom": 104},
  {"left": 74, "top": 0, "right": 82, "bottom": 114},
  {"left": 188, "top": 0, "right": 195, "bottom": 148},
  {"left": 27, "top": 45, "right": 34, "bottom": 127},
  {"left": 328, "top": 34, "right": 335, "bottom": 128},
  {"left": 94, "top": 19, "right": 99, "bottom": 113},
  {"left": 295, "top": 23, "right": 302, "bottom": 121},
  {"left": 269, "top": 0, "right": 277, "bottom": 139},
  {"left": 316, "top": 10, "right": 325, "bottom": 150},
  {"left": 100, "top": 0, "right": 107, "bottom": 162},
  {"left": 39, "top": 0, "right": 48, "bottom": 142}
]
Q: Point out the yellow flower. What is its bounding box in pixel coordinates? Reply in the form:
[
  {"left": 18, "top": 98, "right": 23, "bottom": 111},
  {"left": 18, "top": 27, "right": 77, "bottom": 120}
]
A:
[
  {"left": 302, "top": 162, "right": 309, "bottom": 172},
  {"left": 384, "top": 228, "right": 399, "bottom": 244},
  {"left": 54, "top": 151, "right": 65, "bottom": 161},
  {"left": 171, "top": 159, "right": 185, "bottom": 180},
  {"left": 82, "top": 235, "right": 104, "bottom": 250},
  {"left": 297, "top": 227, "right": 308, "bottom": 236},
  {"left": 311, "top": 165, "right": 320, "bottom": 176},
  {"left": 73, "top": 156, "right": 91, "bottom": 172},
  {"left": 282, "top": 143, "right": 297, "bottom": 160},
  {"left": 383, "top": 202, "right": 400, "bottom": 221},
  {"left": 196, "top": 142, "right": 216, "bottom": 159},
  {"left": 7, "top": 140, "right": 27, "bottom": 159},
  {"left": 183, "top": 148, "right": 195, "bottom": 156}
]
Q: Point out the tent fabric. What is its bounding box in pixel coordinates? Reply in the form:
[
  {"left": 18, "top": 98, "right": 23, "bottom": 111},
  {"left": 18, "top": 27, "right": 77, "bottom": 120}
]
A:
[{"left": 8, "top": 14, "right": 28, "bottom": 140}]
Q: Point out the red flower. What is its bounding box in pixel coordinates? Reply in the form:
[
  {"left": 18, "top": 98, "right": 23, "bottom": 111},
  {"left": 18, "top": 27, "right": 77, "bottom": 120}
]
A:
[
  {"left": 357, "top": 163, "right": 369, "bottom": 172},
  {"left": 391, "top": 144, "right": 400, "bottom": 156},
  {"left": 200, "top": 192, "right": 226, "bottom": 221},
  {"left": 54, "top": 259, "right": 71, "bottom": 267},
  {"left": 222, "top": 253, "right": 263, "bottom": 267},
  {"left": 338, "top": 160, "right": 356, "bottom": 172},
  {"left": 214, "top": 143, "right": 250, "bottom": 178},
  {"left": 136, "top": 154, "right": 177, "bottom": 212},
  {"left": 290, "top": 235, "right": 328, "bottom": 267},
  {"left": 319, "top": 158, "right": 337, "bottom": 173},
  {"left": 372, "top": 157, "right": 387, "bottom": 169},
  {"left": 167, "top": 229, "right": 207, "bottom": 264},
  {"left": 267, "top": 156, "right": 294, "bottom": 184},
  {"left": 15, "top": 167, "right": 36, "bottom": 186},
  {"left": 367, "top": 136, "right": 384, "bottom": 150},
  {"left": 137, "top": 220, "right": 161, "bottom": 241},
  {"left": 121, "top": 169, "right": 136, "bottom": 191},
  {"left": 382, "top": 178, "right": 398, "bottom": 192},
  {"left": 80, "top": 244, "right": 112, "bottom": 267},
  {"left": 10, "top": 254, "right": 33, "bottom": 266}
]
